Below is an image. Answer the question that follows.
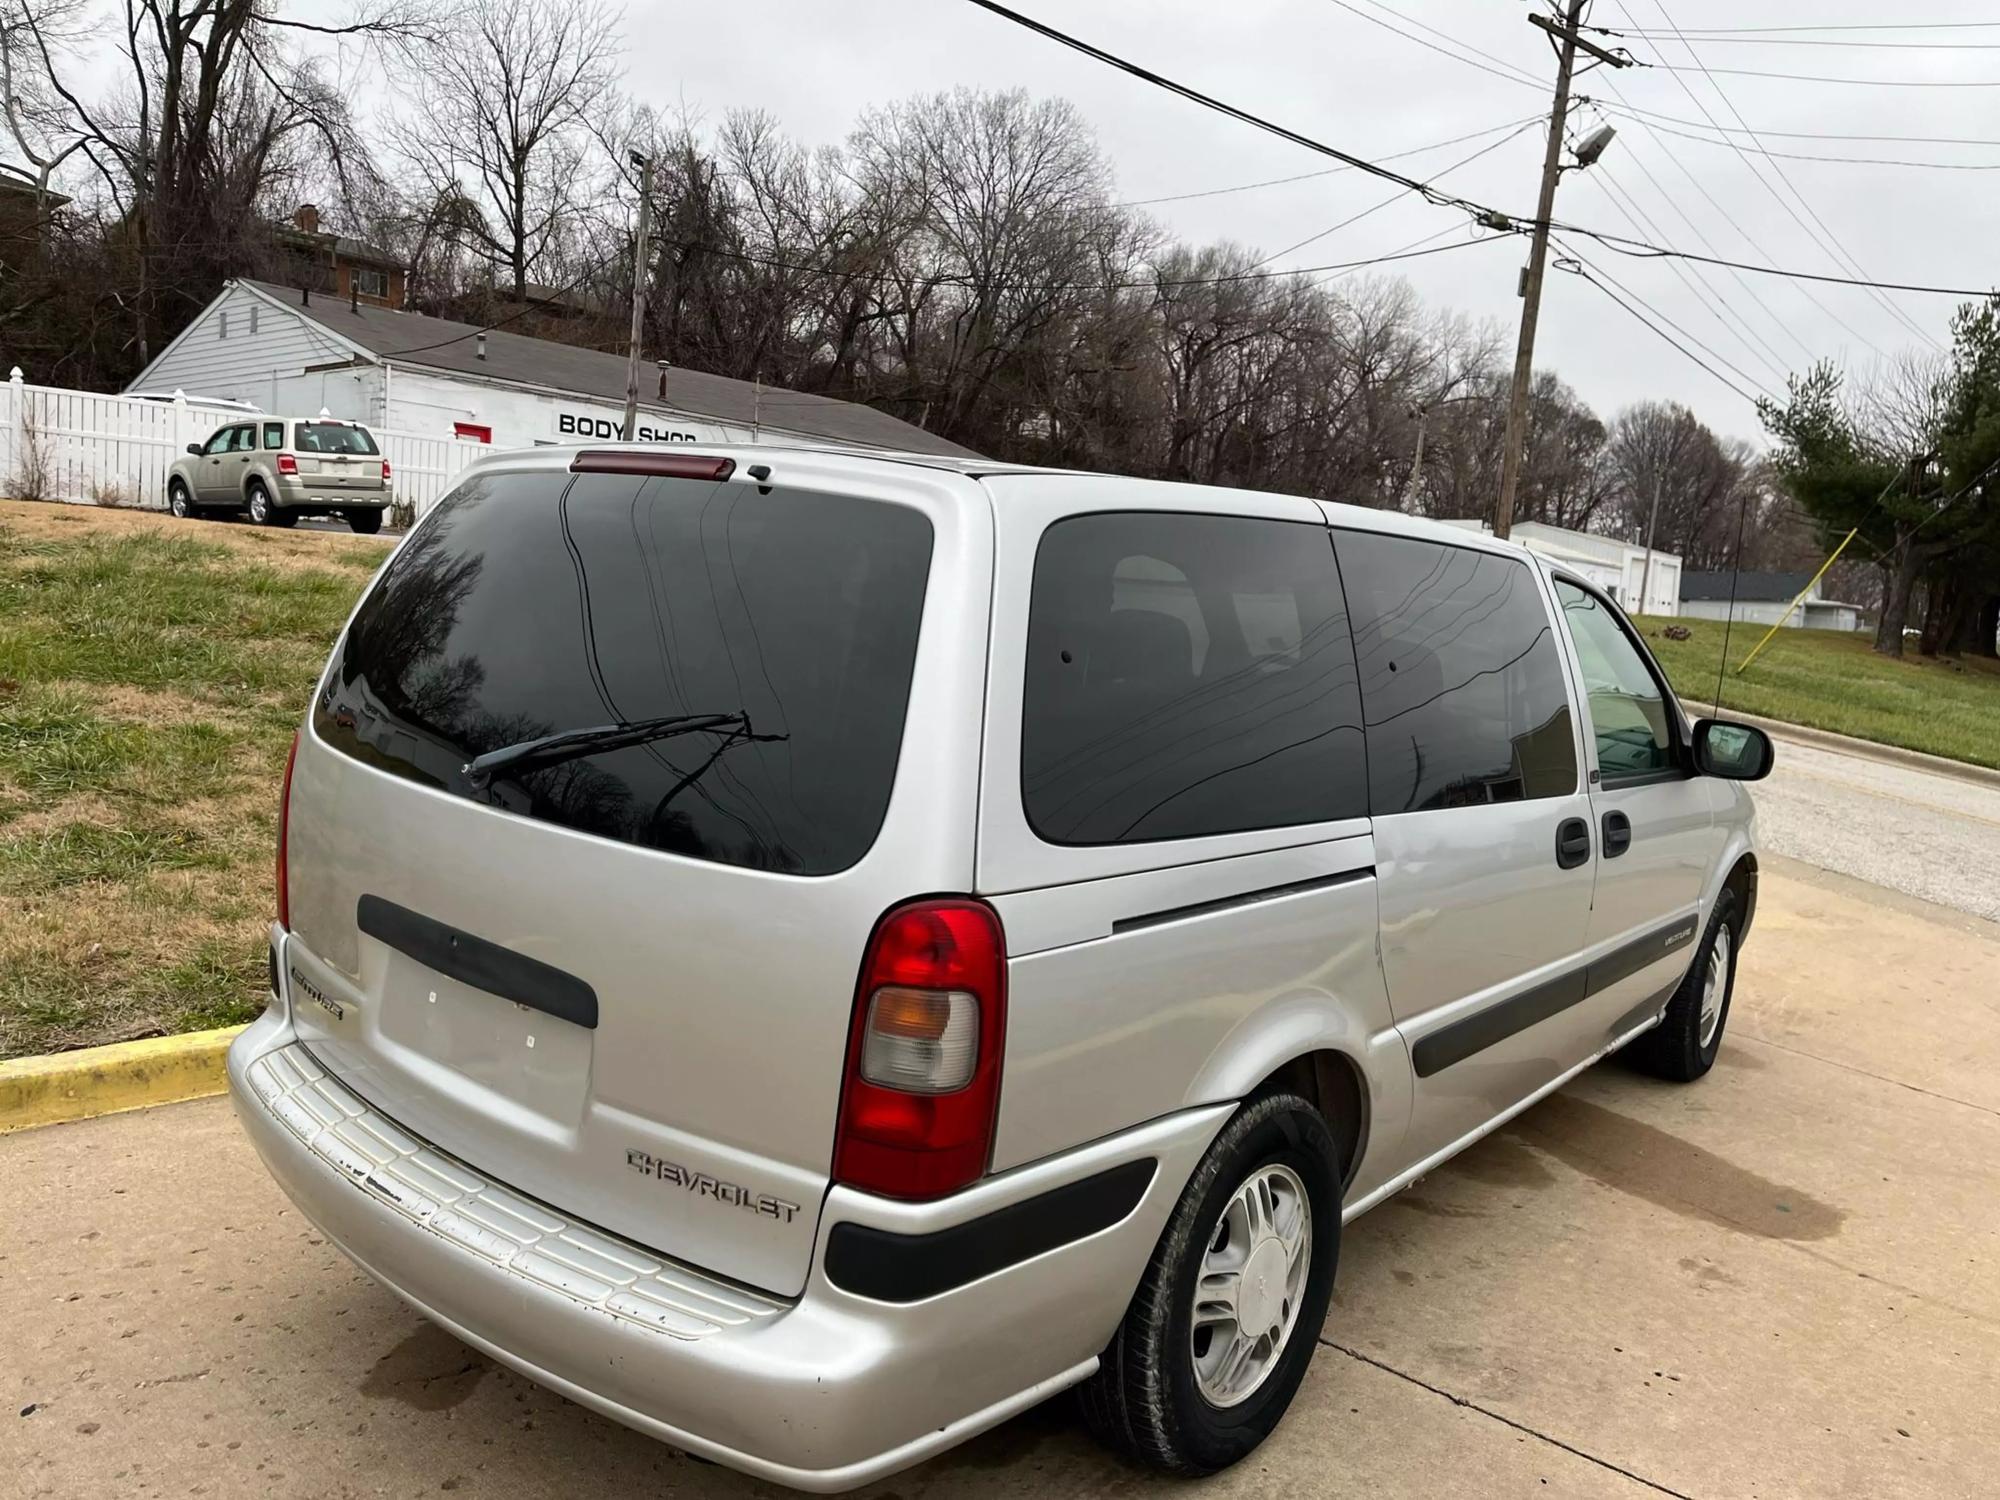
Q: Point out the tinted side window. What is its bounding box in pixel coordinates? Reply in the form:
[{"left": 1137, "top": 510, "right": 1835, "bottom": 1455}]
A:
[
  {"left": 201, "top": 429, "right": 233, "bottom": 455},
  {"left": 1336, "top": 531, "right": 1576, "bottom": 814},
  {"left": 1022, "top": 512, "right": 1367, "bottom": 844},
  {"left": 1555, "top": 580, "right": 1675, "bottom": 780},
  {"left": 316, "top": 471, "right": 934, "bottom": 875}
]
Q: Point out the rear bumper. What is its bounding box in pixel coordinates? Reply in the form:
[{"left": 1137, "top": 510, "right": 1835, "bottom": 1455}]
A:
[
  {"left": 227, "top": 1001, "right": 1223, "bottom": 1492},
  {"left": 273, "top": 484, "right": 388, "bottom": 508}
]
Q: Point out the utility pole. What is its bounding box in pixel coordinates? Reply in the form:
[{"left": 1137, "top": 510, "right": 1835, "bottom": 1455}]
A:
[
  {"left": 1638, "top": 473, "right": 1663, "bottom": 615},
  {"left": 1493, "top": 1, "right": 1628, "bottom": 539},
  {"left": 620, "top": 151, "right": 656, "bottom": 442}
]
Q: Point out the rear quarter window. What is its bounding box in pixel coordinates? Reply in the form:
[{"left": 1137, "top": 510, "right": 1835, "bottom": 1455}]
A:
[
  {"left": 315, "top": 469, "right": 934, "bottom": 875},
  {"left": 1021, "top": 511, "right": 1368, "bottom": 844}
]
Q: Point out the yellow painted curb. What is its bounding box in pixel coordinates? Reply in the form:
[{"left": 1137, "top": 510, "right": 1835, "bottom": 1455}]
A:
[{"left": 0, "top": 1025, "right": 246, "bottom": 1133}]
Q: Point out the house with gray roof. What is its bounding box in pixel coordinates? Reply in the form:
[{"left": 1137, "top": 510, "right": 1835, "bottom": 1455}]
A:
[
  {"left": 1679, "top": 569, "right": 1864, "bottom": 632},
  {"left": 124, "top": 277, "right": 976, "bottom": 460}
]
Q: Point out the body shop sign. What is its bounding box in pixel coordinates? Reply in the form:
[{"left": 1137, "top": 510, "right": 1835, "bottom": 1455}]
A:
[{"left": 556, "top": 410, "right": 707, "bottom": 443}]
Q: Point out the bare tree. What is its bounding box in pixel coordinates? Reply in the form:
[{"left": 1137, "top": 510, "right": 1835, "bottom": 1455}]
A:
[{"left": 390, "top": 0, "right": 617, "bottom": 301}]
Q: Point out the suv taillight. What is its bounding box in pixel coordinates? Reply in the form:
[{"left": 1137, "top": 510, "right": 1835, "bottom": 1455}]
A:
[
  {"left": 381, "top": 458, "right": 392, "bottom": 482},
  {"left": 834, "top": 899, "right": 1006, "bottom": 1200},
  {"left": 276, "top": 732, "right": 298, "bottom": 928},
  {"left": 276, "top": 453, "right": 298, "bottom": 476}
]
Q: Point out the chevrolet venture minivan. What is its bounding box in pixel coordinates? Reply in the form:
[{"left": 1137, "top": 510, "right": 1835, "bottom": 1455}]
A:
[{"left": 229, "top": 445, "right": 1771, "bottom": 1490}]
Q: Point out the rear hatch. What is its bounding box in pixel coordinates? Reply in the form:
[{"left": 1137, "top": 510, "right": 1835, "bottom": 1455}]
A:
[
  {"left": 293, "top": 420, "right": 385, "bottom": 491},
  {"left": 282, "top": 456, "right": 981, "bottom": 1295}
]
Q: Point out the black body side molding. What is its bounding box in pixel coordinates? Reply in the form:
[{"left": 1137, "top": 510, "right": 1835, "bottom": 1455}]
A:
[
  {"left": 1411, "top": 915, "right": 1700, "bottom": 1079},
  {"left": 356, "top": 895, "right": 599, "bottom": 1030},
  {"left": 823, "top": 1158, "right": 1158, "bottom": 1303},
  {"left": 1112, "top": 868, "right": 1372, "bottom": 935}
]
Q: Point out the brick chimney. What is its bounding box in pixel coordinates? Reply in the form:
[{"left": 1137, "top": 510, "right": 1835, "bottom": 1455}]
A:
[{"left": 293, "top": 203, "right": 321, "bottom": 234}]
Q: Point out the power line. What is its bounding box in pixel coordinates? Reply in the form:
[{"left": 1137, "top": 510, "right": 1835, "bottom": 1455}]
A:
[
  {"left": 1116, "top": 116, "right": 1541, "bottom": 206},
  {"left": 1594, "top": 115, "right": 2000, "bottom": 171},
  {"left": 1619, "top": 1, "right": 1933, "bottom": 355},
  {"left": 960, "top": 0, "right": 2000, "bottom": 302},
  {"left": 1323, "top": 0, "right": 1542, "bottom": 91},
  {"left": 1641, "top": 61, "right": 2000, "bottom": 87},
  {"left": 1611, "top": 35, "right": 2000, "bottom": 51},
  {"left": 1583, "top": 99, "right": 2000, "bottom": 147},
  {"left": 1577, "top": 90, "right": 1819, "bottom": 367},
  {"left": 1554, "top": 239, "right": 1776, "bottom": 403},
  {"left": 1249, "top": 118, "right": 1539, "bottom": 270},
  {"left": 1608, "top": 21, "right": 2000, "bottom": 35}
]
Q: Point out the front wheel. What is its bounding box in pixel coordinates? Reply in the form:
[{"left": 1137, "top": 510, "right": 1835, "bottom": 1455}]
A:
[
  {"left": 1625, "top": 883, "right": 1742, "bottom": 1082},
  {"left": 1079, "top": 1092, "right": 1340, "bottom": 1475},
  {"left": 167, "top": 481, "right": 196, "bottom": 519},
  {"left": 346, "top": 509, "right": 383, "bottom": 535}
]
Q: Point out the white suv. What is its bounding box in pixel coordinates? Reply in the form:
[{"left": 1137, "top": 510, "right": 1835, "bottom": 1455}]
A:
[{"left": 229, "top": 446, "right": 1769, "bottom": 1490}]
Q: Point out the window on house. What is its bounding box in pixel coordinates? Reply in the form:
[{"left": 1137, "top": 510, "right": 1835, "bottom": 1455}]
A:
[
  {"left": 217, "top": 312, "right": 229, "bottom": 339},
  {"left": 353, "top": 268, "right": 389, "bottom": 299},
  {"left": 249, "top": 307, "right": 259, "bottom": 336}
]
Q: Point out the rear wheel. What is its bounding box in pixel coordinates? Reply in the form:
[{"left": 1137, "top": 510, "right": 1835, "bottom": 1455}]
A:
[
  {"left": 246, "top": 480, "right": 291, "bottom": 527},
  {"left": 347, "top": 509, "right": 383, "bottom": 535},
  {"left": 1625, "top": 884, "right": 1742, "bottom": 1082},
  {"left": 1079, "top": 1092, "right": 1340, "bottom": 1475},
  {"left": 167, "top": 480, "right": 196, "bottom": 519}
]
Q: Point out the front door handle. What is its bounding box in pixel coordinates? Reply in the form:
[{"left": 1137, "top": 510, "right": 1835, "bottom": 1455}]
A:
[
  {"left": 1556, "top": 817, "right": 1592, "bottom": 869},
  {"left": 1602, "top": 809, "right": 1632, "bottom": 859}
]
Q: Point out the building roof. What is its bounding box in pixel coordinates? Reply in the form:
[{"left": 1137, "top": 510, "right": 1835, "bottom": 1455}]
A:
[
  {"left": 1681, "top": 570, "right": 1830, "bottom": 604},
  {"left": 241, "top": 280, "right": 978, "bottom": 458}
]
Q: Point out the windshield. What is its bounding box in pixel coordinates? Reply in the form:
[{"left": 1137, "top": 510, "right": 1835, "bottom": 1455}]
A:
[
  {"left": 314, "top": 469, "right": 934, "bottom": 875},
  {"left": 294, "top": 422, "right": 379, "bottom": 455}
]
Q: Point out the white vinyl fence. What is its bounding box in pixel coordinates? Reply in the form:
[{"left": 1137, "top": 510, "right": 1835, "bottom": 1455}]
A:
[{"left": 1, "top": 368, "right": 477, "bottom": 517}]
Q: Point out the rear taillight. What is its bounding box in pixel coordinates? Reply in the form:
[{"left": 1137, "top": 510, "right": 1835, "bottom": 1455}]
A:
[
  {"left": 834, "top": 899, "right": 1006, "bottom": 1200},
  {"left": 276, "top": 731, "right": 298, "bottom": 929},
  {"left": 381, "top": 458, "right": 392, "bottom": 481},
  {"left": 276, "top": 453, "right": 298, "bottom": 476}
]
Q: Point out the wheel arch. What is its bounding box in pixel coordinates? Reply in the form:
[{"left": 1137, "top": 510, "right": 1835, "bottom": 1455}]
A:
[{"left": 1249, "top": 1049, "right": 1369, "bottom": 1193}]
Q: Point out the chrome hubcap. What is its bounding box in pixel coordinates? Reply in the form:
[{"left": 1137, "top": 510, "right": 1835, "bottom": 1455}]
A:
[
  {"left": 170, "top": 492, "right": 186, "bottom": 515},
  {"left": 1191, "top": 1163, "right": 1312, "bottom": 1408},
  {"left": 1699, "top": 925, "right": 1731, "bottom": 1048}
]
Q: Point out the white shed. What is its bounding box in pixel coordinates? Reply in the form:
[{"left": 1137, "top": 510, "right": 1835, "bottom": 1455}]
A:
[{"left": 1441, "top": 519, "right": 1682, "bottom": 617}]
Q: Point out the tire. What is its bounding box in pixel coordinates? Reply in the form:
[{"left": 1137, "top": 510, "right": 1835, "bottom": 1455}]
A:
[
  {"left": 167, "top": 481, "right": 196, "bottom": 519},
  {"left": 1079, "top": 1092, "right": 1341, "bottom": 1476},
  {"left": 347, "top": 509, "right": 383, "bottom": 535},
  {"left": 246, "top": 481, "right": 290, "bottom": 527},
  {"left": 1624, "top": 883, "right": 1743, "bottom": 1082}
]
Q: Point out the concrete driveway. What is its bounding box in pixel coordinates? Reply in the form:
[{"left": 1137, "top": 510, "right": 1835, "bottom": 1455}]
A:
[{"left": 6, "top": 856, "right": 1997, "bottom": 1499}]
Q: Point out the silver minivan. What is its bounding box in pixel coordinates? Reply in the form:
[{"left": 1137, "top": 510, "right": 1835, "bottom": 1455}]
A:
[{"left": 228, "top": 445, "right": 1770, "bottom": 1490}]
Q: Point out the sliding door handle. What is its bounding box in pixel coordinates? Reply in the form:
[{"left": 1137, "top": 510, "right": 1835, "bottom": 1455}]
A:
[
  {"left": 1556, "top": 817, "right": 1592, "bottom": 870},
  {"left": 1602, "top": 809, "right": 1632, "bottom": 858}
]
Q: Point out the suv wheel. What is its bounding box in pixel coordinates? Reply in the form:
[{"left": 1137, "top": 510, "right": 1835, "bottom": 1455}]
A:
[
  {"left": 347, "top": 509, "right": 383, "bottom": 535},
  {"left": 246, "top": 480, "right": 287, "bottom": 527},
  {"left": 1625, "top": 883, "right": 1743, "bottom": 1082},
  {"left": 167, "top": 481, "right": 196, "bottom": 519},
  {"left": 1080, "top": 1092, "right": 1340, "bottom": 1475}
]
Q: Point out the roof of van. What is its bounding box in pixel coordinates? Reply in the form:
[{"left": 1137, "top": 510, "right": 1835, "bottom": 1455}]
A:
[{"left": 468, "top": 441, "right": 1531, "bottom": 555}]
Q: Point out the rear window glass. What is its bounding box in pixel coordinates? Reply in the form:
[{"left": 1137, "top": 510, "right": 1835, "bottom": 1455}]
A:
[
  {"left": 1336, "top": 530, "right": 1576, "bottom": 814},
  {"left": 1022, "top": 511, "right": 1368, "bottom": 844},
  {"left": 315, "top": 470, "right": 934, "bottom": 875},
  {"left": 295, "top": 422, "right": 379, "bottom": 455}
]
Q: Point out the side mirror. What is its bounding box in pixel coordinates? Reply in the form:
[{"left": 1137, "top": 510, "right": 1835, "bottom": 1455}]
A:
[
  {"left": 1692, "top": 719, "right": 1774, "bottom": 782},
  {"left": 186, "top": 443, "right": 203, "bottom": 455}
]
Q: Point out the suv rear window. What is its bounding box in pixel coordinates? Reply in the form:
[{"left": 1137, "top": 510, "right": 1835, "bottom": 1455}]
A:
[
  {"left": 1022, "top": 511, "right": 1368, "bottom": 844},
  {"left": 295, "top": 422, "right": 379, "bottom": 455},
  {"left": 315, "top": 469, "right": 934, "bottom": 874}
]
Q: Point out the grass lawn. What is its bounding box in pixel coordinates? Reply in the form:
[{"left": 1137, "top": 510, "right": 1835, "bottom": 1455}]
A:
[
  {"left": 1634, "top": 613, "right": 2000, "bottom": 771},
  {"left": 0, "top": 500, "right": 387, "bottom": 1059}
]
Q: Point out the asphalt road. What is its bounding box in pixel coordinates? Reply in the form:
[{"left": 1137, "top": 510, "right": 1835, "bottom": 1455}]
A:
[
  {"left": 7, "top": 858, "right": 1998, "bottom": 1500},
  {"left": 1750, "top": 734, "right": 2000, "bottom": 923}
]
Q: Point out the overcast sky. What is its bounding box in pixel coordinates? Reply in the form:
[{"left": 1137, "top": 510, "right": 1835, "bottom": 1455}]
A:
[{"left": 622, "top": 0, "right": 2000, "bottom": 448}]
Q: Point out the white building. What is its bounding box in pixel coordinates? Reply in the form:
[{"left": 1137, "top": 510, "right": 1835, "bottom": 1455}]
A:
[
  {"left": 1679, "top": 571, "right": 1863, "bottom": 632},
  {"left": 1441, "top": 519, "right": 1682, "bottom": 616},
  {"left": 123, "top": 279, "right": 975, "bottom": 461}
]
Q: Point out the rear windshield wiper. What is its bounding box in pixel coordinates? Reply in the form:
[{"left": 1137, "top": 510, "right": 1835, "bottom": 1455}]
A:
[{"left": 463, "top": 712, "right": 749, "bottom": 790}]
